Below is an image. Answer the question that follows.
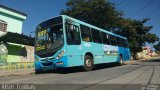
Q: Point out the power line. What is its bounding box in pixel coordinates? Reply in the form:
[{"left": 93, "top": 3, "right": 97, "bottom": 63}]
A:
[
  {"left": 131, "top": 0, "right": 155, "bottom": 18},
  {"left": 116, "top": 0, "right": 126, "bottom": 7},
  {"left": 128, "top": 0, "right": 146, "bottom": 17},
  {"left": 149, "top": 1, "right": 160, "bottom": 17}
]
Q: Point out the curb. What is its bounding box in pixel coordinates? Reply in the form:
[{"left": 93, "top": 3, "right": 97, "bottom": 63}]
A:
[
  {"left": 124, "top": 57, "right": 160, "bottom": 65},
  {"left": 0, "top": 57, "right": 159, "bottom": 77},
  {"left": 0, "top": 68, "right": 35, "bottom": 77}
]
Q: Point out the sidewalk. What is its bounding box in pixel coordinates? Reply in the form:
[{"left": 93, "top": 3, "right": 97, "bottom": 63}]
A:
[
  {"left": 0, "top": 68, "right": 35, "bottom": 77},
  {"left": 124, "top": 56, "right": 160, "bottom": 65},
  {"left": 0, "top": 56, "right": 160, "bottom": 77}
]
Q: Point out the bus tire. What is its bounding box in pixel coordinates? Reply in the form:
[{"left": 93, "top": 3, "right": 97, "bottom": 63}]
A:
[
  {"left": 35, "top": 70, "right": 42, "bottom": 74},
  {"left": 84, "top": 55, "right": 93, "bottom": 71},
  {"left": 119, "top": 56, "right": 124, "bottom": 66}
]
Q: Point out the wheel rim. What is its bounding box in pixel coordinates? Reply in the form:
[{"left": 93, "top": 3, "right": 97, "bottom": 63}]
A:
[{"left": 86, "top": 59, "right": 92, "bottom": 67}]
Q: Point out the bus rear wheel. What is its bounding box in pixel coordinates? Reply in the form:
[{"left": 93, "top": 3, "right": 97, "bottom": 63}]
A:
[
  {"left": 119, "top": 56, "right": 124, "bottom": 65},
  {"left": 84, "top": 55, "right": 93, "bottom": 71}
]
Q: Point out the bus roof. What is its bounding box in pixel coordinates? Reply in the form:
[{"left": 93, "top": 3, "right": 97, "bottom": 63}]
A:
[
  {"left": 62, "top": 15, "right": 127, "bottom": 40},
  {"left": 38, "top": 15, "right": 127, "bottom": 40}
]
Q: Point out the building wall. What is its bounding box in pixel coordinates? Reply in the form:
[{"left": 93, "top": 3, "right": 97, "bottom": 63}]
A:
[
  {"left": 0, "top": 5, "right": 30, "bottom": 70},
  {"left": 0, "top": 15, "right": 23, "bottom": 34},
  {"left": 0, "top": 5, "right": 26, "bottom": 34},
  {"left": 0, "top": 42, "right": 34, "bottom": 70},
  {"left": 7, "top": 43, "right": 34, "bottom": 63}
]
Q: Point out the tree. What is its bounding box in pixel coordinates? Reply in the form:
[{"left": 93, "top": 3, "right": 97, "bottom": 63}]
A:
[
  {"left": 145, "top": 34, "right": 159, "bottom": 44},
  {"left": 154, "top": 42, "right": 160, "bottom": 51},
  {"left": 116, "top": 18, "right": 159, "bottom": 59},
  {"left": 61, "top": 0, "right": 159, "bottom": 59},
  {"left": 61, "top": 0, "right": 123, "bottom": 31}
]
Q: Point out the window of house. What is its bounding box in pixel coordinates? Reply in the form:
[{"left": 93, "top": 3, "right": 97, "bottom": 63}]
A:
[{"left": 0, "top": 20, "right": 7, "bottom": 32}]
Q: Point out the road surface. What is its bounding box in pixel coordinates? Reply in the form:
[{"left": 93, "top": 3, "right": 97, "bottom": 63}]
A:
[{"left": 0, "top": 58, "right": 160, "bottom": 90}]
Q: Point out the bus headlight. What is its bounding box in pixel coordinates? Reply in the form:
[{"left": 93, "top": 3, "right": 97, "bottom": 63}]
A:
[{"left": 56, "top": 50, "right": 65, "bottom": 59}]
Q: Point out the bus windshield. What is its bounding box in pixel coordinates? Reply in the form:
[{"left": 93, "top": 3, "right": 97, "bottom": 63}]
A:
[{"left": 35, "top": 17, "right": 63, "bottom": 57}]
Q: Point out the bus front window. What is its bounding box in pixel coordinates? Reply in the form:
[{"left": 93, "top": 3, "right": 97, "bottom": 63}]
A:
[
  {"left": 35, "top": 16, "right": 64, "bottom": 57},
  {"left": 36, "top": 24, "right": 63, "bottom": 51},
  {"left": 45, "top": 25, "right": 63, "bottom": 50}
]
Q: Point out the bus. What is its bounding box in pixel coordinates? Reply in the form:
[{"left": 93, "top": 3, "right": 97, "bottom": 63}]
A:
[{"left": 34, "top": 15, "right": 130, "bottom": 73}]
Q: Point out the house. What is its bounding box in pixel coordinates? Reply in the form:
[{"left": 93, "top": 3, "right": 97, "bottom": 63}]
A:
[
  {"left": 136, "top": 46, "right": 158, "bottom": 59},
  {"left": 0, "top": 4, "right": 34, "bottom": 70},
  {"left": 0, "top": 20, "right": 7, "bottom": 37},
  {"left": 0, "top": 4, "right": 27, "bottom": 34}
]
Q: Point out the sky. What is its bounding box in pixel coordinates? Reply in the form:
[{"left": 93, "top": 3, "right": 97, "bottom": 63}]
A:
[
  {"left": 112, "top": 0, "right": 160, "bottom": 37},
  {"left": 0, "top": 0, "right": 159, "bottom": 39}
]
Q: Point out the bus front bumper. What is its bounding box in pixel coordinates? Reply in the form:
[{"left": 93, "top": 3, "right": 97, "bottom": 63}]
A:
[{"left": 34, "top": 56, "right": 67, "bottom": 71}]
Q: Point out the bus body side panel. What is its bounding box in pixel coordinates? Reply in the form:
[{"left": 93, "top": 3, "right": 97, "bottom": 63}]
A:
[
  {"left": 118, "top": 47, "right": 130, "bottom": 62},
  {"left": 103, "top": 45, "right": 119, "bottom": 63},
  {"left": 66, "top": 45, "right": 84, "bottom": 67},
  {"left": 122, "top": 48, "right": 130, "bottom": 61},
  {"left": 91, "top": 43, "right": 108, "bottom": 64},
  {"left": 81, "top": 43, "right": 119, "bottom": 64},
  {"left": 117, "top": 47, "right": 125, "bottom": 62},
  {"left": 125, "top": 48, "right": 130, "bottom": 60}
]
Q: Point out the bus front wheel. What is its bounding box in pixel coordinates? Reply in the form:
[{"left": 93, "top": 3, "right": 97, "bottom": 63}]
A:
[
  {"left": 84, "top": 55, "right": 93, "bottom": 71},
  {"left": 35, "top": 69, "right": 42, "bottom": 74}
]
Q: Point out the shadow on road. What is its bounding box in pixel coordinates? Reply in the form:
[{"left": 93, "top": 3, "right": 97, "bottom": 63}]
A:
[
  {"left": 141, "top": 59, "right": 160, "bottom": 62},
  {"left": 36, "top": 63, "right": 121, "bottom": 74}
]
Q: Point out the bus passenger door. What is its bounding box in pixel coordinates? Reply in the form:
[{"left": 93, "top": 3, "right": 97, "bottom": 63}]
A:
[{"left": 65, "top": 22, "right": 83, "bottom": 66}]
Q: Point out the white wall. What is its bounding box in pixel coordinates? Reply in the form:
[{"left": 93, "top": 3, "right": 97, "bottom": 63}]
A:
[
  {"left": 0, "top": 15, "right": 23, "bottom": 34},
  {"left": 0, "top": 6, "right": 26, "bottom": 34}
]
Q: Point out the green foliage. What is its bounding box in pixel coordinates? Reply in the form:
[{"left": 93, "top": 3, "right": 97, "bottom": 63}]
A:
[
  {"left": 0, "top": 32, "right": 34, "bottom": 46},
  {"left": 116, "top": 18, "right": 159, "bottom": 57},
  {"left": 61, "top": 0, "right": 123, "bottom": 31},
  {"left": 154, "top": 42, "right": 160, "bottom": 51},
  {"left": 145, "top": 34, "right": 159, "bottom": 44}
]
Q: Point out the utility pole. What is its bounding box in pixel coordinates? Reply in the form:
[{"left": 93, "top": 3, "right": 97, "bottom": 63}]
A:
[{"left": 30, "top": 31, "right": 35, "bottom": 38}]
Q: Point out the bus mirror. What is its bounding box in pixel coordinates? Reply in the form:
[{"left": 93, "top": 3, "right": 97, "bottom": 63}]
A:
[{"left": 69, "top": 25, "right": 74, "bottom": 31}]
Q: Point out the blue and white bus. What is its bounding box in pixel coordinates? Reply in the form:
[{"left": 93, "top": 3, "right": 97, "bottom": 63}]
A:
[{"left": 34, "top": 15, "right": 130, "bottom": 72}]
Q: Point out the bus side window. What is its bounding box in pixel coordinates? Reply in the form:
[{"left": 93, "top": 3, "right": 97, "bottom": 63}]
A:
[
  {"left": 66, "top": 23, "right": 81, "bottom": 45},
  {"left": 119, "top": 38, "right": 128, "bottom": 48},
  {"left": 116, "top": 37, "right": 122, "bottom": 47},
  {"left": 80, "top": 25, "right": 92, "bottom": 42},
  {"left": 110, "top": 35, "right": 117, "bottom": 46},
  {"left": 91, "top": 28, "right": 102, "bottom": 44},
  {"left": 101, "top": 32, "right": 110, "bottom": 45}
]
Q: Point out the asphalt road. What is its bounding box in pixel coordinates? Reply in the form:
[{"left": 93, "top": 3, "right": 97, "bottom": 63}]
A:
[{"left": 0, "top": 58, "right": 160, "bottom": 90}]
